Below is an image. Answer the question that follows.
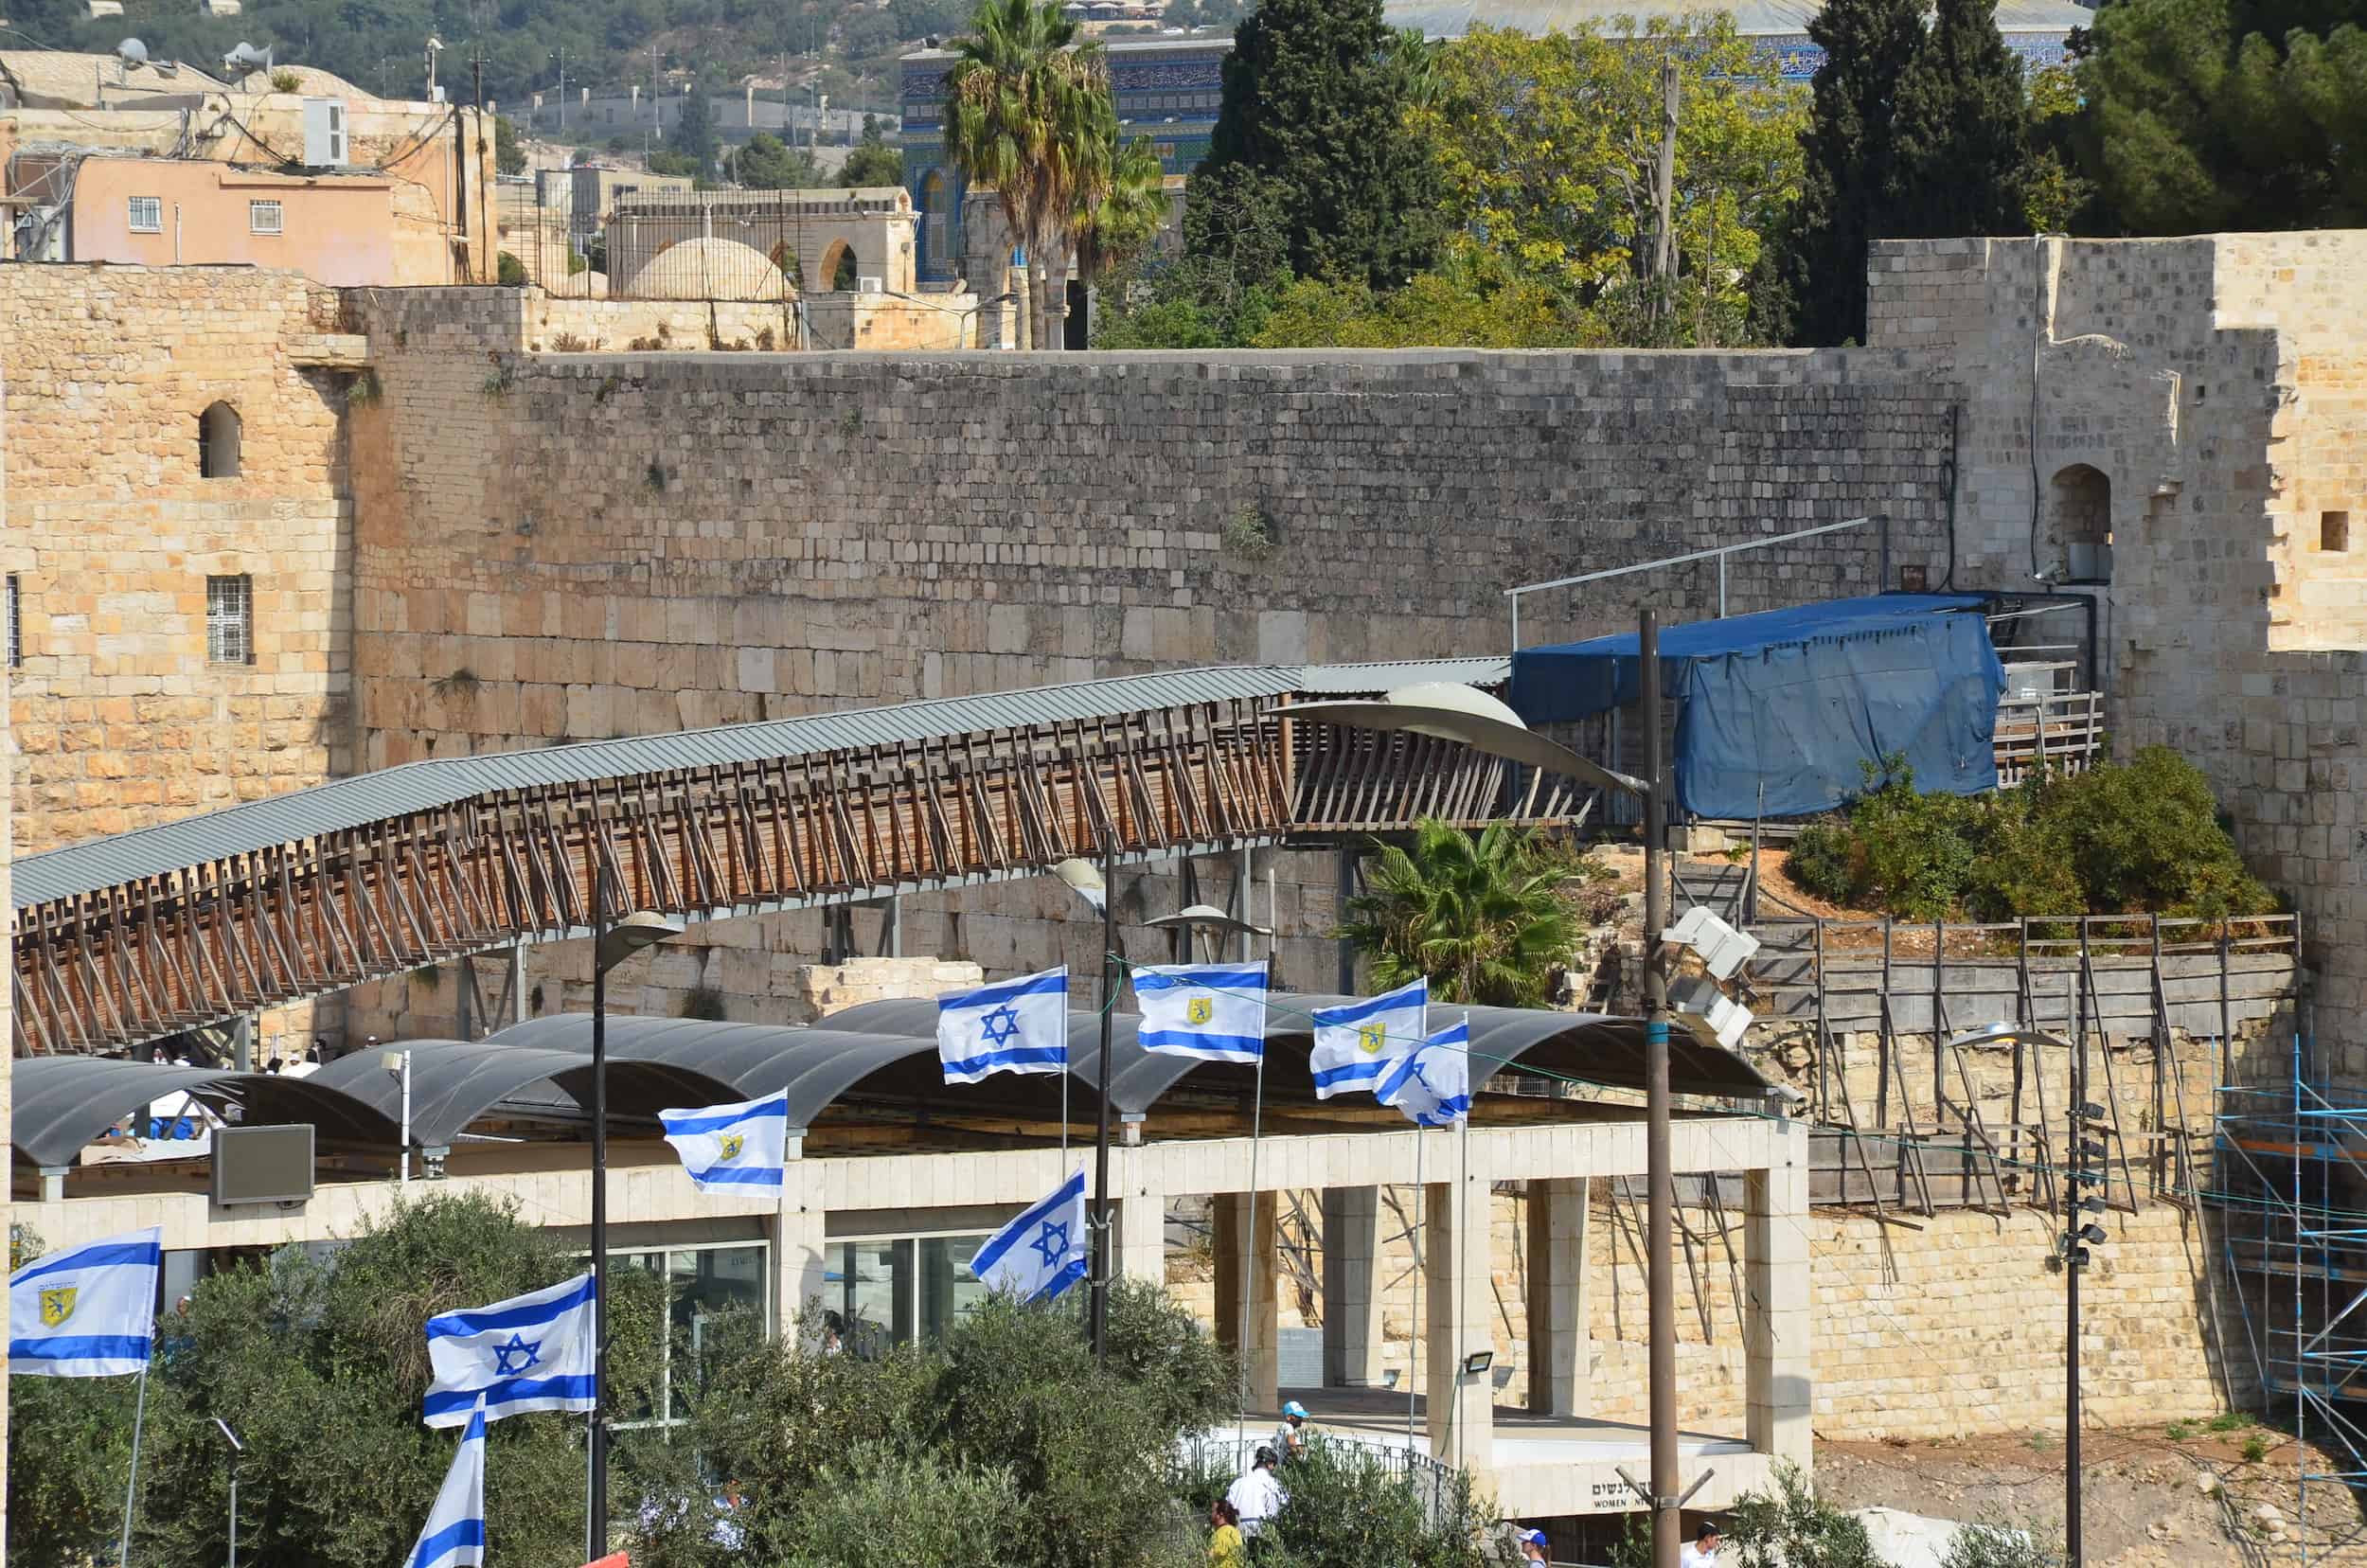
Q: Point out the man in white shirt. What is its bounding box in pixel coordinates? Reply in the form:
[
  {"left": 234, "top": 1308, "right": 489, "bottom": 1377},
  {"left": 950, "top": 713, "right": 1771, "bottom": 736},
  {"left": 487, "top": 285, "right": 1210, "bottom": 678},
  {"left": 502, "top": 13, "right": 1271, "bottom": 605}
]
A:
[
  {"left": 1681, "top": 1523, "right": 1722, "bottom": 1568},
  {"left": 1272, "top": 1399, "right": 1310, "bottom": 1462},
  {"left": 1225, "top": 1447, "right": 1286, "bottom": 1559}
]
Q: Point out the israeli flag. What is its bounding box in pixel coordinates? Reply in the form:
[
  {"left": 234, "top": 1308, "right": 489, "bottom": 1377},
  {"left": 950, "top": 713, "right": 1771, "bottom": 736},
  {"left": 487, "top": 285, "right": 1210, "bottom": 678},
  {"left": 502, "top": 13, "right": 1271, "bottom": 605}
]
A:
[
  {"left": 406, "top": 1395, "right": 488, "bottom": 1568},
  {"left": 937, "top": 966, "right": 1069, "bottom": 1084},
  {"left": 1309, "top": 979, "right": 1428, "bottom": 1100},
  {"left": 1132, "top": 962, "right": 1269, "bottom": 1063},
  {"left": 1379, "top": 1016, "right": 1473, "bottom": 1129},
  {"left": 660, "top": 1092, "right": 790, "bottom": 1191},
  {"left": 9, "top": 1225, "right": 162, "bottom": 1379},
  {"left": 423, "top": 1273, "right": 596, "bottom": 1428},
  {"left": 969, "top": 1169, "right": 1089, "bottom": 1304}
]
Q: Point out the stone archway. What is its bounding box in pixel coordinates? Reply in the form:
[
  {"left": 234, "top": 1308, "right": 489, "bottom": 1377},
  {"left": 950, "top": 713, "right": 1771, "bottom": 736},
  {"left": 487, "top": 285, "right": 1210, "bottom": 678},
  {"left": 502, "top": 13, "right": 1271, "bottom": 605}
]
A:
[{"left": 818, "top": 239, "right": 859, "bottom": 293}]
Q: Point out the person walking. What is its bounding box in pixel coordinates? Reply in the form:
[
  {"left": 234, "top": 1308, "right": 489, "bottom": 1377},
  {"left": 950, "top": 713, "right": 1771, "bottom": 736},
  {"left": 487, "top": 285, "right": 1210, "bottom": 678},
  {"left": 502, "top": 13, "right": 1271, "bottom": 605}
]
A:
[
  {"left": 1207, "top": 1497, "right": 1248, "bottom": 1567},
  {"left": 1272, "top": 1399, "right": 1311, "bottom": 1462},
  {"left": 1224, "top": 1447, "right": 1285, "bottom": 1560},
  {"left": 1681, "top": 1523, "right": 1722, "bottom": 1568},
  {"left": 1517, "top": 1525, "right": 1552, "bottom": 1562}
]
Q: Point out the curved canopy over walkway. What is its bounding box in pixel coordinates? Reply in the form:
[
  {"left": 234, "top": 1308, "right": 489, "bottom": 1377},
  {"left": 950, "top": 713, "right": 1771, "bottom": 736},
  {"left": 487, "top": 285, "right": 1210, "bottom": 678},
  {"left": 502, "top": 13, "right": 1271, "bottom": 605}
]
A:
[{"left": 10, "top": 658, "right": 1606, "bottom": 1058}]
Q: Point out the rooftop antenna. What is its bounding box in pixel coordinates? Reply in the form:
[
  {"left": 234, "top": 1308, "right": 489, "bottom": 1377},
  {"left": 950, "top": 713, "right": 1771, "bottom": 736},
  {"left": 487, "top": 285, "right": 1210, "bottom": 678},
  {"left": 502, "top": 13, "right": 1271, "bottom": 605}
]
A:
[{"left": 114, "top": 36, "right": 147, "bottom": 85}]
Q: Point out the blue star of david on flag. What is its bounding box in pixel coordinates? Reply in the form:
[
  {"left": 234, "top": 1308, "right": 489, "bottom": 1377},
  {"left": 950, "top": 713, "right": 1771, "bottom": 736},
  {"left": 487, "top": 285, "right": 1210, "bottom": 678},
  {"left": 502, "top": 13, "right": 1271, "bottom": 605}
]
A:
[
  {"left": 937, "top": 966, "right": 1069, "bottom": 1085},
  {"left": 972, "top": 1169, "right": 1090, "bottom": 1304},
  {"left": 422, "top": 1273, "right": 596, "bottom": 1428},
  {"left": 490, "top": 1333, "right": 541, "bottom": 1376},
  {"left": 1030, "top": 1218, "right": 1072, "bottom": 1271}
]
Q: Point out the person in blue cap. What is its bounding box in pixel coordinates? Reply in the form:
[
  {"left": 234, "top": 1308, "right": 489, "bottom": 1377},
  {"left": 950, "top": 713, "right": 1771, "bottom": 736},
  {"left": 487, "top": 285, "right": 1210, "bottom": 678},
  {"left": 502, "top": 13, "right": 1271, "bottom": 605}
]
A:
[
  {"left": 1272, "top": 1399, "right": 1312, "bottom": 1462},
  {"left": 1516, "top": 1526, "right": 1551, "bottom": 1562}
]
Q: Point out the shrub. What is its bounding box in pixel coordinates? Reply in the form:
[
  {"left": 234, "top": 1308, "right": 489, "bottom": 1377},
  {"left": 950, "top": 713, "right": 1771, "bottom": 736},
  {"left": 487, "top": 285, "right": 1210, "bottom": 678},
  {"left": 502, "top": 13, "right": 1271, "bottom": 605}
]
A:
[
  {"left": 1941, "top": 1518, "right": 2061, "bottom": 1568},
  {"left": 774, "top": 1443, "right": 1023, "bottom": 1568},
  {"left": 1776, "top": 750, "right": 2275, "bottom": 924},
  {"left": 1267, "top": 1436, "right": 1495, "bottom": 1568},
  {"left": 1728, "top": 1463, "right": 1886, "bottom": 1568},
  {"left": 496, "top": 251, "right": 528, "bottom": 286}
]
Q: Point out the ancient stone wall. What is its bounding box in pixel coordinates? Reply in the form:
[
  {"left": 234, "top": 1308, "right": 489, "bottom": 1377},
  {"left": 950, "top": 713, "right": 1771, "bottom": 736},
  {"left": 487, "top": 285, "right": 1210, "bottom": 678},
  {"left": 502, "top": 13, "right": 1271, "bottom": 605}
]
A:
[
  {"left": 1174, "top": 1185, "right": 2235, "bottom": 1440},
  {"left": 0, "top": 263, "right": 355, "bottom": 853},
  {"left": 1870, "top": 231, "right": 2367, "bottom": 1081},
  {"left": 343, "top": 314, "right": 1961, "bottom": 771}
]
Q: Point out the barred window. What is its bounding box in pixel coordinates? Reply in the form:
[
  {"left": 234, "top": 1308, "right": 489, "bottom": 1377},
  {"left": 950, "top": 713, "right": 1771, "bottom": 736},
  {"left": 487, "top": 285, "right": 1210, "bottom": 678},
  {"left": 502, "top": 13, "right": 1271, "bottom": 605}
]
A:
[
  {"left": 6, "top": 575, "right": 20, "bottom": 668},
  {"left": 205, "top": 574, "right": 253, "bottom": 667},
  {"left": 128, "top": 196, "right": 162, "bottom": 233},
  {"left": 249, "top": 199, "right": 284, "bottom": 236}
]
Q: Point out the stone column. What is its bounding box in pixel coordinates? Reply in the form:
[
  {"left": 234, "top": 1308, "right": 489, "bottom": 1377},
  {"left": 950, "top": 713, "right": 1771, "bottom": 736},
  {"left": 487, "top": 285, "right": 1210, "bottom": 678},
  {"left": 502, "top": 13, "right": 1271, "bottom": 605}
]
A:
[
  {"left": 1526, "top": 1177, "right": 1593, "bottom": 1417},
  {"left": 1116, "top": 1191, "right": 1166, "bottom": 1286},
  {"left": 1745, "top": 1122, "right": 1813, "bottom": 1471},
  {"left": 774, "top": 1159, "right": 829, "bottom": 1343},
  {"left": 1424, "top": 1133, "right": 1494, "bottom": 1475},
  {"left": 1321, "top": 1186, "right": 1385, "bottom": 1387},
  {"left": 1214, "top": 1190, "right": 1280, "bottom": 1412}
]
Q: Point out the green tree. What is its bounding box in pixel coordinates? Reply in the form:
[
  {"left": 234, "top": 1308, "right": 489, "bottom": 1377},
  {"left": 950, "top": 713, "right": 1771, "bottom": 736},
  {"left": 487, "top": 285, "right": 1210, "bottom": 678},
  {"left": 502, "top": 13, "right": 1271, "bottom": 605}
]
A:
[
  {"left": 942, "top": 0, "right": 1116, "bottom": 349},
  {"left": 673, "top": 83, "right": 719, "bottom": 178},
  {"left": 1752, "top": 0, "right": 1927, "bottom": 346},
  {"left": 775, "top": 1445, "right": 1023, "bottom": 1568},
  {"left": 1337, "top": 818, "right": 1584, "bottom": 1007},
  {"left": 9, "top": 1193, "right": 667, "bottom": 1568},
  {"left": 1887, "top": 0, "right": 2031, "bottom": 239},
  {"left": 1415, "top": 17, "right": 1804, "bottom": 344},
  {"left": 1070, "top": 134, "right": 1168, "bottom": 299},
  {"left": 1248, "top": 240, "right": 1597, "bottom": 348},
  {"left": 494, "top": 114, "right": 527, "bottom": 176},
  {"left": 843, "top": 116, "right": 907, "bottom": 186},
  {"left": 1190, "top": 0, "right": 1439, "bottom": 290},
  {"left": 740, "top": 132, "right": 827, "bottom": 188},
  {"left": 2021, "top": 65, "right": 2095, "bottom": 231},
  {"left": 1269, "top": 1436, "right": 1495, "bottom": 1568},
  {"left": 2078, "top": 0, "right": 2367, "bottom": 233}
]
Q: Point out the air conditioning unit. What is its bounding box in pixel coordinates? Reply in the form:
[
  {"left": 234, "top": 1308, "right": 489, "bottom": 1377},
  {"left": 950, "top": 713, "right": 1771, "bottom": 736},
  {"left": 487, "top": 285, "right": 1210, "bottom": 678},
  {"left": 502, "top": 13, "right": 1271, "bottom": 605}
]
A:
[{"left": 856, "top": 275, "right": 884, "bottom": 294}]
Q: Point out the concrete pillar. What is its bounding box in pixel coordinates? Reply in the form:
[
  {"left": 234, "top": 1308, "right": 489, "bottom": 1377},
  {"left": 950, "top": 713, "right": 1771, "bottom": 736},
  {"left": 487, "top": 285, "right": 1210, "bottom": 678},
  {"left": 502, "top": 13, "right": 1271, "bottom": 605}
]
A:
[
  {"left": 1321, "top": 1186, "right": 1385, "bottom": 1388},
  {"left": 1214, "top": 1191, "right": 1280, "bottom": 1411},
  {"left": 1424, "top": 1134, "right": 1494, "bottom": 1474},
  {"left": 1526, "top": 1177, "right": 1593, "bottom": 1417},
  {"left": 1116, "top": 1191, "right": 1166, "bottom": 1286},
  {"left": 1745, "top": 1122, "right": 1813, "bottom": 1471},
  {"left": 775, "top": 1162, "right": 828, "bottom": 1344},
  {"left": 231, "top": 1014, "right": 253, "bottom": 1072}
]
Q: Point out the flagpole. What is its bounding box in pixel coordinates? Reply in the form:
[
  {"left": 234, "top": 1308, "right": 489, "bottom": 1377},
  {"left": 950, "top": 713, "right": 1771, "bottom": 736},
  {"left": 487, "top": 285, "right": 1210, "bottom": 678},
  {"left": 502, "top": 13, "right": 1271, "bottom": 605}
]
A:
[
  {"left": 1236, "top": 953, "right": 1272, "bottom": 1471},
  {"left": 1455, "top": 1010, "right": 1471, "bottom": 1473},
  {"left": 1089, "top": 832, "right": 1118, "bottom": 1364},
  {"left": 1408, "top": 1122, "right": 1423, "bottom": 1459},
  {"left": 118, "top": 1362, "right": 151, "bottom": 1566}
]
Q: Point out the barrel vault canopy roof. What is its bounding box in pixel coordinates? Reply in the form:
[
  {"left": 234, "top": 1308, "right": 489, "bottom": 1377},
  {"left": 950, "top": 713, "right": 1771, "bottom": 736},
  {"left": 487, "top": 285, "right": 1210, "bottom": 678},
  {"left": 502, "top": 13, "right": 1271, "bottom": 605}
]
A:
[{"left": 11, "top": 1057, "right": 402, "bottom": 1168}]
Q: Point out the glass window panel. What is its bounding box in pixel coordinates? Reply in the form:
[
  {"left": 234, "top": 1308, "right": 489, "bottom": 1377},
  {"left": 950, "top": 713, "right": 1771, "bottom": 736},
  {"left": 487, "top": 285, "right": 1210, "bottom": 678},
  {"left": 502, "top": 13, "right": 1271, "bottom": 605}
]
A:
[
  {"left": 668, "top": 1245, "right": 767, "bottom": 1418},
  {"left": 832, "top": 1239, "right": 901, "bottom": 1357},
  {"left": 916, "top": 1235, "right": 992, "bottom": 1344}
]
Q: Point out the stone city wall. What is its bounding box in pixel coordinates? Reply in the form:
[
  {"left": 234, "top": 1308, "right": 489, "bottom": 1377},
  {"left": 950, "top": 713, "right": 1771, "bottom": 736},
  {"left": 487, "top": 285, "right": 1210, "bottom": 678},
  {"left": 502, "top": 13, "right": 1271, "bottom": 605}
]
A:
[
  {"left": 0, "top": 264, "right": 355, "bottom": 853},
  {"left": 1172, "top": 1185, "right": 2234, "bottom": 1440},
  {"left": 1869, "top": 231, "right": 2367, "bottom": 1081}
]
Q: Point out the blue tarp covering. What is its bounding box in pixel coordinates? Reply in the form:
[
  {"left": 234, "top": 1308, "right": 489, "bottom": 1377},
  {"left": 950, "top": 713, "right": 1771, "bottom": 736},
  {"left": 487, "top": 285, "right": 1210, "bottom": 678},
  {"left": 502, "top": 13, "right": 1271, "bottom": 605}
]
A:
[{"left": 1508, "top": 595, "right": 2004, "bottom": 818}]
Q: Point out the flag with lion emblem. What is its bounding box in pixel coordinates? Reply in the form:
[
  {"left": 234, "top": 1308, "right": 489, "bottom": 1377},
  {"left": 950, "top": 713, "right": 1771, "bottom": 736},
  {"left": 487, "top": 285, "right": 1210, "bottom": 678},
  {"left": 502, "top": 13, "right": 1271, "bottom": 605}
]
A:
[
  {"left": 659, "top": 1092, "right": 789, "bottom": 1192},
  {"left": 1132, "top": 962, "right": 1269, "bottom": 1063},
  {"left": 1308, "top": 979, "right": 1427, "bottom": 1099},
  {"left": 9, "top": 1225, "right": 162, "bottom": 1378}
]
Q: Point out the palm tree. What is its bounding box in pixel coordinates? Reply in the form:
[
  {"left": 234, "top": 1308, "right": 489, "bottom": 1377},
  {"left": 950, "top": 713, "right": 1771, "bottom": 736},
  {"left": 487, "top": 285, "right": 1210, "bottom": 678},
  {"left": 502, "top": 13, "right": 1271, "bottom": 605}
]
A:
[
  {"left": 942, "top": 0, "right": 1112, "bottom": 349},
  {"left": 1069, "top": 134, "right": 1168, "bottom": 320},
  {"left": 1335, "top": 818, "right": 1582, "bottom": 1007}
]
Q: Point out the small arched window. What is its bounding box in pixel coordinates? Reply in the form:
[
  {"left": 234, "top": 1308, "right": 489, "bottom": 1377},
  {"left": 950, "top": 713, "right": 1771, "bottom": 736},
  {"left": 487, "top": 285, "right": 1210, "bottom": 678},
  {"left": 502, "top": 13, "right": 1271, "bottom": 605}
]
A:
[{"left": 199, "top": 402, "right": 241, "bottom": 480}]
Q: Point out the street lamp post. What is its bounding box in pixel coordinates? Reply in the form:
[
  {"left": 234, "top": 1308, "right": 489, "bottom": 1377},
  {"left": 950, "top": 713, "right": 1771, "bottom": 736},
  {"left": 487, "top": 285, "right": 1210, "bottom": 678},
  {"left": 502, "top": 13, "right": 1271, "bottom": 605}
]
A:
[
  {"left": 585, "top": 869, "right": 683, "bottom": 1563},
  {"left": 1284, "top": 615, "right": 1682, "bottom": 1566}
]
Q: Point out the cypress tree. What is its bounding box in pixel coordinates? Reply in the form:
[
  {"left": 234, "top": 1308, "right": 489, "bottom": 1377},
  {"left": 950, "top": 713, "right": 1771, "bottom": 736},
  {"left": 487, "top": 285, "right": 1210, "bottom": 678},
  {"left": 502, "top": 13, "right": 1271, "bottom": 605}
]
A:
[
  {"left": 1190, "top": 0, "right": 1439, "bottom": 289},
  {"left": 1889, "top": 0, "right": 2031, "bottom": 238},
  {"left": 1753, "top": 0, "right": 1926, "bottom": 347}
]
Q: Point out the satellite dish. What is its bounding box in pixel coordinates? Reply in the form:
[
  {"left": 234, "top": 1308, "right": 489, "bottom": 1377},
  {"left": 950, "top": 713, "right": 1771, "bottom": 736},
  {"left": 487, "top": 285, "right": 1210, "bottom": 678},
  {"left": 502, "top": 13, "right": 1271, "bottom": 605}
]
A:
[
  {"left": 116, "top": 37, "right": 150, "bottom": 65},
  {"left": 222, "top": 41, "right": 273, "bottom": 80}
]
